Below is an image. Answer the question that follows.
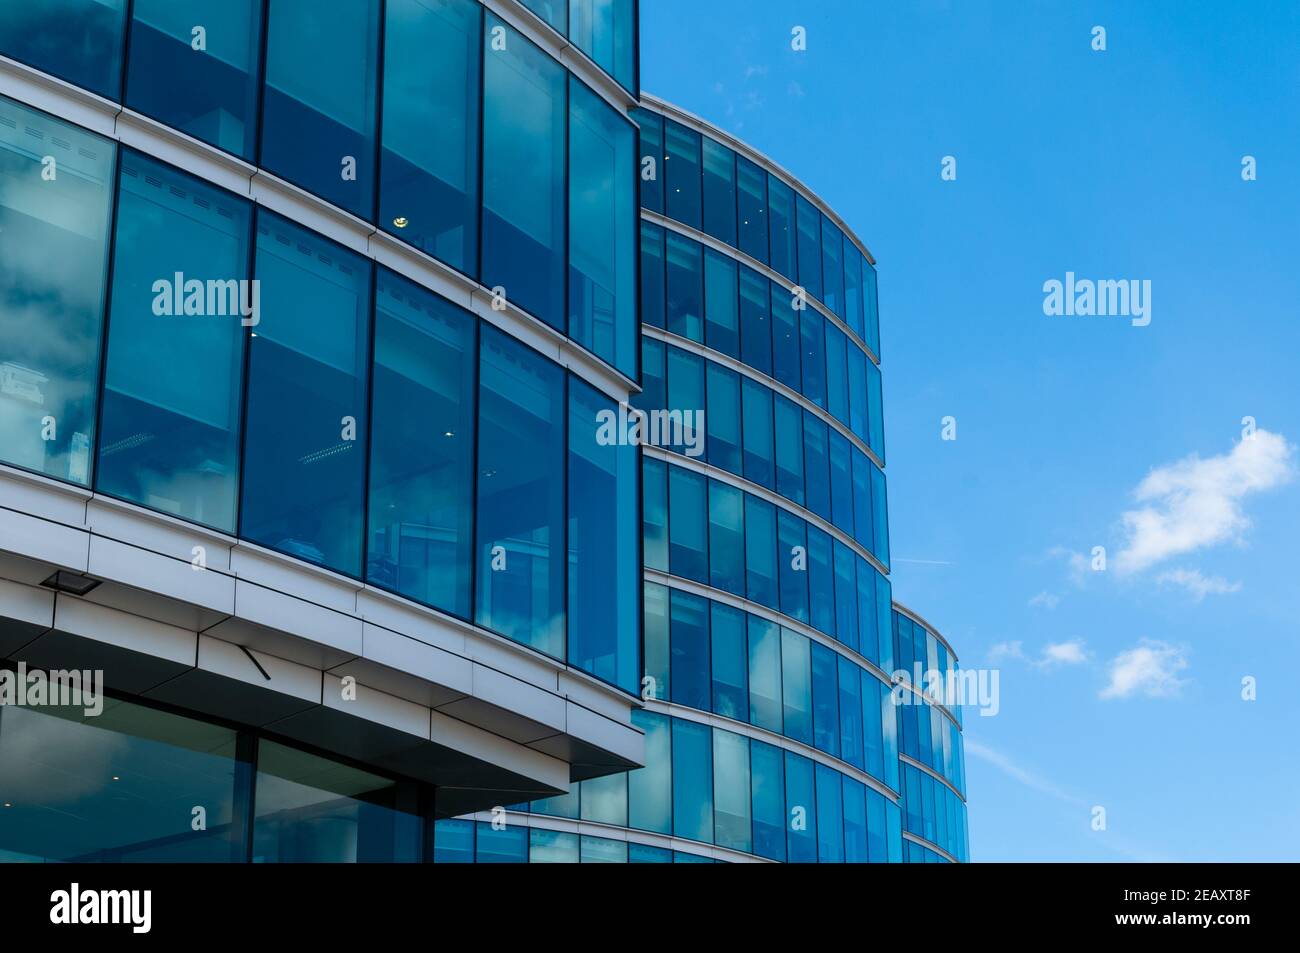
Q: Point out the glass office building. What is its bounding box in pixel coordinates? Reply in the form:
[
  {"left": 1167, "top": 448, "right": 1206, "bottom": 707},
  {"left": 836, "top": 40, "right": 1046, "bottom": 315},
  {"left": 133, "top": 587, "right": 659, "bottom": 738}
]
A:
[{"left": 0, "top": 0, "right": 965, "bottom": 863}]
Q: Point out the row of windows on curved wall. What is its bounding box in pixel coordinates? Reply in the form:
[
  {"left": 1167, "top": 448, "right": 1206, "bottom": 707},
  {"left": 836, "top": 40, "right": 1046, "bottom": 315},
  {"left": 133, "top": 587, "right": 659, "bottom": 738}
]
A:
[
  {"left": 438, "top": 710, "right": 905, "bottom": 862},
  {"left": 642, "top": 581, "right": 900, "bottom": 792},
  {"left": 0, "top": 689, "right": 425, "bottom": 862},
  {"left": 641, "top": 222, "right": 885, "bottom": 463},
  {"left": 900, "top": 762, "right": 969, "bottom": 863},
  {"left": 638, "top": 339, "right": 890, "bottom": 563},
  {"left": 433, "top": 821, "right": 719, "bottom": 863},
  {"left": 516, "top": 0, "right": 636, "bottom": 93},
  {"left": 635, "top": 109, "right": 882, "bottom": 360},
  {"left": 644, "top": 457, "right": 891, "bottom": 657},
  {"left": 895, "top": 610, "right": 964, "bottom": 729},
  {"left": 0, "top": 2, "right": 637, "bottom": 378},
  {"left": 0, "top": 98, "right": 638, "bottom": 694},
  {"left": 898, "top": 690, "right": 966, "bottom": 797}
]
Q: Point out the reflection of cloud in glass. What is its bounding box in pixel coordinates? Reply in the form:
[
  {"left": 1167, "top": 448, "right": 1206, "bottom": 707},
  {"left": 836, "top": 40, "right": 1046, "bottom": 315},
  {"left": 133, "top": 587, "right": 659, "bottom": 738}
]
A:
[{"left": 0, "top": 706, "right": 130, "bottom": 804}]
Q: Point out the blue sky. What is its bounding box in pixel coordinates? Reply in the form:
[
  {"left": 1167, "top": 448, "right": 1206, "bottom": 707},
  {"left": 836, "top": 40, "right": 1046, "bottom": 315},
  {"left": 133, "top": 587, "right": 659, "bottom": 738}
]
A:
[{"left": 642, "top": 0, "right": 1300, "bottom": 861}]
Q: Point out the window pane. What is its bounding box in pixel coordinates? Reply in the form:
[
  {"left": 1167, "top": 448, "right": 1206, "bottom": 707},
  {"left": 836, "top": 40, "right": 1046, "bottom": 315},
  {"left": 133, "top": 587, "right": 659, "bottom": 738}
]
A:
[
  {"left": 570, "top": 81, "right": 636, "bottom": 376},
  {"left": 127, "top": 0, "right": 262, "bottom": 160},
  {"left": 815, "top": 763, "right": 844, "bottom": 863},
  {"left": 240, "top": 213, "right": 370, "bottom": 576},
  {"left": 839, "top": 655, "right": 864, "bottom": 770},
  {"left": 633, "top": 107, "right": 663, "bottom": 213},
  {"left": 669, "top": 588, "right": 709, "bottom": 710},
  {"left": 784, "top": 751, "right": 816, "bottom": 862},
  {"left": 881, "top": 677, "right": 900, "bottom": 791},
  {"left": 581, "top": 834, "right": 627, "bottom": 863},
  {"left": 475, "top": 326, "right": 565, "bottom": 657},
  {"left": 703, "top": 248, "right": 739, "bottom": 357},
  {"left": 519, "top": 0, "right": 565, "bottom": 33},
  {"left": 844, "top": 244, "right": 865, "bottom": 339},
  {"left": 795, "top": 193, "right": 822, "bottom": 302},
  {"left": 767, "top": 175, "right": 796, "bottom": 280},
  {"left": 569, "top": 378, "right": 640, "bottom": 692},
  {"left": 866, "top": 789, "right": 887, "bottom": 862},
  {"left": 0, "top": 97, "right": 113, "bottom": 486},
  {"left": 781, "top": 628, "right": 812, "bottom": 746},
  {"left": 643, "top": 456, "right": 668, "bottom": 573},
  {"left": 777, "top": 510, "right": 808, "bottom": 624},
  {"left": 630, "top": 843, "right": 671, "bottom": 863},
  {"left": 847, "top": 345, "right": 867, "bottom": 442},
  {"left": 482, "top": 16, "right": 565, "bottom": 328},
  {"left": 825, "top": 324, "right": 849, "bottom": 424},
  {"left": 667, "top": 465, "right": 707, "bottom": 583},
  {"left": 254, "top": 741, "right": 419, "bottom": 862},
  {"left": 808, "top": 526, "right": 836, "bottom": 637},
  {"left": 665, "top": 232, "right": 703, "bottom": 342},
  {"left": 803, "top": 413, "right": 831, "bottom": 522},
  {"left": 773, "top": 396, "right": 805, "bottom": 506},
  {"left": 629, "top": 709, "right": 671, "bottom": 833},
  {"left": 433, "top": 818, "right": 474, "bottom": 862},
  {"left": 707, "top": 479, "right": 744, "bottom": 596},
  {"left": 750, "top": 739, "right": 785, "bottom": 861},
  {"left": 580, "top": 771, "right": 627, "bottom": 826},
  {"left": 379, "top": 0, "right": 479, "bottom": 273},
  {"left": 747, "top": 615, "right": 782, "bottom": 733},
  {"left": 0, "top": 698, "right": 239, "bottom": 862},
  {"left": 569, "top": 0, "right": 635, "bottom": 92},
  {"left": 736, "top": 155, "right": 768, "bottom": 264},
  {"left": 663, "top": 119, "right": 701, "bottom": 229},
  {"left": 643, "top": 582, "right": 669, "bottom": 702},
  {"left": 770, "top": 281, "right": 801, "bottom": 391},
  {"left": 262, "top": 0, "right": 379, "bottom": 219},
  {"left": 852, "top": 446, "right": 874, "bottom": 550},
  {"left": 863, "top": 668, "right": 885, "bottom": 781},
  {"left": 710, "top": 602, "right": 748, "bottom": 720},
  {"left": 0, "top": 0, "right": 127, "bottom": 100},
  {"left": 666, "top": 345, "right": 704, "bottom": 455},
  {"left": 867, "top": 358, "right": 886, "bottom": 461},
  {"left": 529, "top": 828, "right": 579, "bottom": 863},
  {"left": 531, "top": 785, "right": 578, "bottom": 819},
  {"left": 821, "top": 215, "right": 845, "bottom": 318},
  {"left": 672, "top": 718, "right": 713, "bottom": 843},
  {"left": 834, "top": 540, "right": 859, "bottom": 653},
  {"left": 740, "top": 378, "right": 775, "bottom": 490},
  {"left": 476, "top": 821, "right": 526, "bottom": 863},
  {"left": 701, "top": 138, "right": 736, "bottom": 246},
  {"left": 366, "top": 269, "right": 475, "bottom": 615},
  {"left": 856, "top": 555, "right": 879, "bottom": 667},
  {"left": 843, "top": 776, "right": 868, "bottom": 862},
  {"left": 811, "top": 642, "right": 839, "bottom": 756},
  {"left": 872, "top": 463, "right": 891, "bottom": 569},
  {"left": 640, "top": 221, "right": 666, "bottom": 328},
  {"left": 713, "top": 729, "right": 751, "bottom": 852},
  {"left": 705, "top": 363, "right": 741, "bottom": 474},
  {"left": 97, "top": 152, "right": 250, "bottom": 532},
  {"left": 799, "top": 309, "right": 826, "bottom": 409},
  {"left": 739, "top": 266, "right": 772, "bottom": 375},
  {"left": 830, "top": 431, "right": 855, "bottom": 536},
  {"left": 864, "top": 260, "right": 881, "bottom": 357},
  {"left": 744, "top": 496, "right": 777, "bottom": 609}
]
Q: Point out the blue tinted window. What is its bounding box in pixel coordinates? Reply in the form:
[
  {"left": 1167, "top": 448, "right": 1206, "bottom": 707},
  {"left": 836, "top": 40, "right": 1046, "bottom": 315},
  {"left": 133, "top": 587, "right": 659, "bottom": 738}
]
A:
[
  {"left": 738, "top": 266, "right": 772, "bottom": 375},
  {"left": 569, "top": 0, "right": 636, "bottom": 92},
  {"left": 834, "top": 541, "right": 859, "bottom": 653},
  {"left": 740, "top": 378, "right": 775, "bottom": 489},
  {"left": 475, "top": 327, "right": 564, "bottom": 657},
  {"left": 871, "top": 464, "right": 891, "bottom": 568},
  {"left": 703, "top": 248, "right": 739, "bottom": 357},
  {"left": 767, "top": 175, "right": 796, "bottom": 281},
  {"left": 531, "top": 784, "right": 579, "bottom": 819},
  {"left": 714, "top": 729, "right": 751, "bottom": 852},
  {"left": 262, "top": 0, "right": 379, "bottom": 219},
  {"left": 240, "top": 213, "right": 370, "bottom": 576},
  {"left": 784, "top": 751, "right": 817, "bottom": 862},
  {"left": 663, "top": 119, "right": 701, "bottom": 229},
  {"left": 581, "top": 835, "right": 627, "bottom": 863},
  {"left": 856, "top": 556, "right": 879, "bottom": 667},
  {"left": 851, "top": 447, "right": 875, "bottom": 550},
  {"left": 844, "top": 244, "right": 865, "bottom": 339},
  {"left": 744, "top": 496, "right": 778, "bottom": 609},
  {"left": 97, "top": 152, "right": 250, "bottom": 532},
  {"left": 0, "top": 0, "right": 127, "bottom": 100},
  {"left": 641, "top": 221, "right": 666, "bottom": 328},
  {"left": 808, "top": 526, "right": 836, "bottom": 637},
  {"left": 708, "top": 479, "right": 744, "bottom": 596},
  {"left": 847, "top": 345, "right": 868, "bottom": 442},
  {"left": 672, "top": 719, "right": 713, "bottom": 843},
  {"left": 633, "top": 108, "right": 663, "bottom": 213},
  {"left": 770, "top": 281, "right": 802, "bottom": 391},
  {"left": 482, "top": 16, "right": 565, "bottom": 328},
  {"left": 635, "top": 337, "right": 665, "bottom": 417},
  {"left": 799, "top": 310, "right": 826, "bottom": 409},
  {"left": 570, "top": 378, "right": 640, "bottom": 693},
  {"left": 881, "top": 678, "right": 900, "bottom": 791},
  {"left": 0, "top": 97, "right": 113, "bottom": 486},
  {"left": 829, "top": 431, "right": 854, "bottom": 536},
  {"left": 643, "top": 583, "right": 669, "bottom": 701},
  {"left": 580, "top": 771, "right": 627, "bottom": 827},
  {"left": 476, "top": 822, "right": 527, "bottom": 863},
  {"left": 711, "top": 603, "right": 748, "bottom": 721},
  {"left": 529, "top": 828, "right": 579, "bottom": 863},
  {"left": 866, "top": 789, "right": 887, "bottom": 861},
  {"left": 379, "top": 0, "right": 479, "bottom": 273},
  {"left": 864, "top": 260, "right": 881, "bottom": 357},
  {"left": 773, "top": 396, "right": 806, "bottom": 506},
  {"left": 519, "top": 0, "right": 566, "bottom": 32},
  {"left": 369, "top": 263, "right": 475, "bottom": 613},
  {"left": 629, "top": 843, "right": 671, "bottom": 863},
  {"left": 781, "top": 629, "right": 812, "bottom": 746},
  {"left": 821, "top": 215, "right": 845, "bottom": 317},
  {"left": 665, "top": 345, "right": 704, "bottom": 457},
  {"left": 815, "top": 763, "right": 844, "bottom": 863},
  {"left": 777, "top": 510, "right": 808, "bottom": 624},
  {"left": 668, "top": 465, "right": 708, "bottom": 582},
  {"left": 747, "top": 616, "right": 782, "bottom": 733},
  {"left": 750, "top": 740, "right": 785, "bottom": 861},
  {"left": 862, "top": 669, "right": 885, "bottom": 780},
  {"left": 434, "top": 819, "right": 474, "bottom": 862},
  {"left": 127, "top": 0, "right": 261, "bottom": 160},
  {"left": 811, "top": 642, "right": 840, "bottom": 756},
  {"left": 737, "top": 156, "right": 768, "bottom": 264},
  {"left": 843, "top": 777, "right": 868, "bottom": 863},
  {"left": 705, "top": 363, "right": 741, "bottom": 474},
  {"left": 795, "top": 193, "right": 823, "bottom": 302},
  {"left": 665, "top": 232, "right": 703, "bottom": 341},
  {"left": 825, "top": 325, "right": 849, "bottom": 424},
  {"left": 669, "top": 589, "right": 710, "bottom": 710},
  {"left": 701, "top": 138, "right": 736, "bottom": 246},
  {"left": 839, "top": 656, "right": 864, "bottom": 770},
  {"left": 570, "top": 81, "right": 637, "bottom": 377},
  {"left": 803, "top": 413, "right": 831, "bottom": 521},
  {"left": 887, "top": 798, "right": 903, "bottom": 862},
  {"left": 643, "top": 457, "right": 668, "bottom": 573},
  {"left": 866, "top": 358, "right": 886, "bottom": 461}
]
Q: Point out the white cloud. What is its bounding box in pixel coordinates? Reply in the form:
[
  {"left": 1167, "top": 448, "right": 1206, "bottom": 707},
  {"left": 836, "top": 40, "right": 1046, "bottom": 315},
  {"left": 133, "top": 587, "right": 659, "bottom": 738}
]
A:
[
  {"left": 1099, "top": 640, "right": 1189, "bottom": 700},
  {"left": 1041, "top": 641, "right": 1088, "bottom": 667},
  {"left": 988, "top": 640, "right": 1026, "bottom": 662},
  {"left": 965, "top": 739, "right": 1086, "bottom": 806},
  {"left": 1156, "top": 568, "right": 1242, "bottom": 601},
  {"left": 1115, "top": 431, "right": 1295, "bottom": 574},
  {"left": 1028, "top": 591, "right": 1060, "bottom": 609}
]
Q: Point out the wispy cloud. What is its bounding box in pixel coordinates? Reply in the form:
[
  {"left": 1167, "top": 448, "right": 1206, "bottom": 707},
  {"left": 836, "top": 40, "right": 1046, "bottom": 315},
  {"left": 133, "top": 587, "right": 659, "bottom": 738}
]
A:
[
  {"left": 894, "top": 557, "right": 954, "bottom": 566},
  {"left": 1028, "top": 591, "right": 1060, "bottom": 609},
  {"left": 965, "top": 739, "right": 1087, "bottom": 806},
  {"left": 1156, "top": 567, "right": 1242, "bottom": 601},
  {"left": 1099, "top": 640, "right": 1189, "bottom": 700},
  {"left": 991, "top": 639, "right": 1088, "bottom": 668},
  {"left": 1115, "top": 431, "right": 1295, "bottom": 575}
]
